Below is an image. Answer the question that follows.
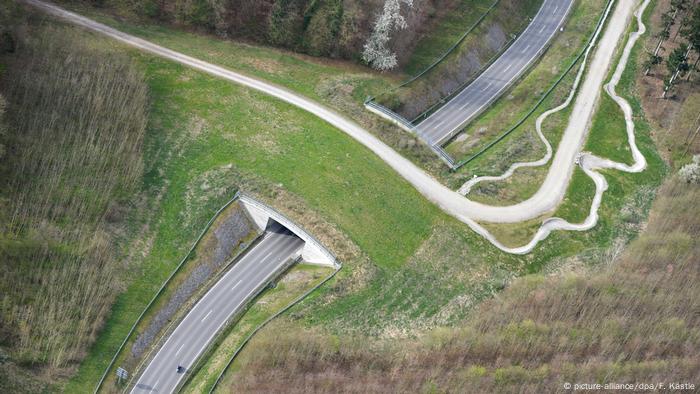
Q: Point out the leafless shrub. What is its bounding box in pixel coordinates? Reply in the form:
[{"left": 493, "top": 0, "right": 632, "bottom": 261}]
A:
[
  {"left": 0, "top": 25, "right": 147, "bottom": 368},
  {"left": 226, "top": 177, "right": 700, "bottom": 392}
]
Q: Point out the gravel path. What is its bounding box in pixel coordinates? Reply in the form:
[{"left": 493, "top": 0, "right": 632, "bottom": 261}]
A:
[
  {"left": 24, "top": 0, "right": 645, "bottom": 254},
  {"left": 457, "top": 0, "right": 615, "bottom": 196}
]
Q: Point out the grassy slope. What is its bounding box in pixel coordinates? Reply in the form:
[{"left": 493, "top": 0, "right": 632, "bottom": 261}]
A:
[
  {"left": 3, "top": 1, "right": 668, "bottom": 391},
  {"left": 401, "top": 0, "right": 499, "bottom": 75},
  {"left": 223, "top": 174, "right": 700, "bottom": 393},
  {"left": 444, "top": 0, "right": 606, "bottom": 163},
  {"left": 63, "top": 28, "right": 444, "bottom": 392},
  {"left": 378, "top": 0, "right": 543, "bottom": 120}
]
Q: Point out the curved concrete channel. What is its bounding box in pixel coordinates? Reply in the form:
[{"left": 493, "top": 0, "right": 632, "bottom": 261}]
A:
[{"left": 23, "top": 0, "right": 648, "bottom": 255}]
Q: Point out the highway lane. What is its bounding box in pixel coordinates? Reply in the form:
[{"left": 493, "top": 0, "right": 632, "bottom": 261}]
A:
[
  {"left": 131, "top": 221, "right": 303, "bottom": 394},
  {"left": 23, "top": 0, "right": 639, "bottom": 249},
  {"left": 415, "top": 0, "right": 574, "bottom": 146}
]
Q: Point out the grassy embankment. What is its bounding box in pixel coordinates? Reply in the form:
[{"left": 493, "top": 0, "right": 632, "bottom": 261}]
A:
[
  {"left": 221, "top": 173, "right": 700, "bottom": 393},
  {"left": 3, "top": 2, "right": 678, "bottom": 392},
  {"left": 443, "top": 0, "right": 608, "bottom": 185},
  {"left": 475, "top": 0, "right": 667, "bottom": 248},
  {"left": 376, "top": 0, "right": 543, "bottom": 121},
  {"left": 49, "top": 17, "right": 445, "bottom": 393}
]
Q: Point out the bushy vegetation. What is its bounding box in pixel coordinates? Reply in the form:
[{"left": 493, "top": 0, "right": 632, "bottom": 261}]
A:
[
  {"left": 0, "top": 22, "right": 147, "bottom": 371},
  {"left": 374, "top": 0, "right": 542, "bottom": 120},
  {"left": 222, "top": 175, "right": 700, "bottom": 393},
  {"left": 3, "top": 1, "right": 693, "bottom": 392},
  {"left": 66, "top": 0, "right": 460, "bottom": 63}
]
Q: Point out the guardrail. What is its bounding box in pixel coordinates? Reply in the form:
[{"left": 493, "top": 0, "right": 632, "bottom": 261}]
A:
[
  {"left": 207, "top": 263, "right": 342, "bottom": 394},
  {"left": 94, "top": 191, "right": 241, "bottom": 393},
  {"left": 364, "top": 100, "right": 458, "bottom": 168},
  {"left": 450, "top": 0, "right": 615, "bottom": 170},
  {"left": 364, "top": 99, "right": 417, "bottom": 134}
]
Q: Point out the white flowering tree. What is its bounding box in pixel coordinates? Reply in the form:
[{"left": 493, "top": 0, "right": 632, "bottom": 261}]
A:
[
  {"left": 363, "top": 0, "right": 413, "bottom": 71},
  {"left": 679, "top": 154, "right": 700, "bottom": 184}
]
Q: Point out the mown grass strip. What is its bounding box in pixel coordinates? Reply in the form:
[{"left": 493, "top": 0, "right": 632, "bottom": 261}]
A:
[
  {"left": 450, "top": 0, "right": 615, "bottom": 170},
  {"left": 208, "top": 264, "right": 342, "bottom": 394},
  {"left": 94, "top": 192, "right": 241, "bottom": 393}
]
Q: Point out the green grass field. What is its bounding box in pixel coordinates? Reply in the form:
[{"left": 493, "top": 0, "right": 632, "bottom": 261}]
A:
[
  {"left": 0, "top": 1, "right": 671, "bottom": 391},
  {"left": 61, "top": 25, "right": 447, "bottom": 392},
  {"left": 444, "top": 0, "right": 608, "bottom": 166},
  {"left": 472, "top": 1, "right": 666, "bottom": 251}
]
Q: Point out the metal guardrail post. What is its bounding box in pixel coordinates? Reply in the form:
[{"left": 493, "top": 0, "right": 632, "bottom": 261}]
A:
[
  {"left": 94, "top": 192, "right": 241, "bottom": 393},
  {"left": 452, "top": 0, "right": 616, "bottom": 170},
  {"left": 207, "top": 264, "right": 342, "bottom": 394}
]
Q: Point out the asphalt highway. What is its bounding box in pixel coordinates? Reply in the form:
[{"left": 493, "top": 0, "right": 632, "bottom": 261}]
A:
[
  {"left": 23, "top": 0, "right": 639, "bottom": 251},
  {"left": 415, "top": 0, "right": 574, "bottom": 146},
  {"left": 130, "top": 221, "right": 303, "bottom": 394}
]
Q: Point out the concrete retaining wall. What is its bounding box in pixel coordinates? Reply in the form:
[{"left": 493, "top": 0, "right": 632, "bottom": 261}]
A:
[{"left": 239, "top": 194, "right": 338, "bottom": 268}]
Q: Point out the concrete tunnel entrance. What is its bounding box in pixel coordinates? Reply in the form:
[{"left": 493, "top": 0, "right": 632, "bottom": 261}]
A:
[{"left": 238, "top": 194, "right": 338, "bottom": 268}]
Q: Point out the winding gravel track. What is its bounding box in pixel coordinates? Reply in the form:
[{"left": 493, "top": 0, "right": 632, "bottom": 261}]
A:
[
  {"left": 458, "top": 0, "right": 615, "bottom": 195},
  {"left": 461, "top": 0, "right": 650, "bottom": 254},
  {"left": 23, "top": 0, "right": 645, "bottom": 254}
]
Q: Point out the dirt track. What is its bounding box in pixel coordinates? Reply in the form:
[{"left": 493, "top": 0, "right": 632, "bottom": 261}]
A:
[{"left": 23, "top": 0, "right": 645, "bottom": 253}]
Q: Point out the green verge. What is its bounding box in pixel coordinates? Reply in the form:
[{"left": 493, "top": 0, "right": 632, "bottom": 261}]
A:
[
  {"left": 443, "top": 0, "right": 606, "bottom": 166},
  {"left": 182, "top": 264, "right": 334, "bottom": 393},
  {"left": 63, "top": 28, "right": 442, "bottom": 392},
  {"left": 477, "top": 0, "right": 666, "bottom": 253}
]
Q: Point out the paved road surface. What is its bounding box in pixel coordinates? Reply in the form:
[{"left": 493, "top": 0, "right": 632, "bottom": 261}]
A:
[
  {"left": 415, "top": 0, "right": 574, "bottom": 146},
  {"left": 131, "top": 222, "right": 303, "bottom": 394},
  {"left": 24, "top": 0, "right": 638, "bottom": 253}
]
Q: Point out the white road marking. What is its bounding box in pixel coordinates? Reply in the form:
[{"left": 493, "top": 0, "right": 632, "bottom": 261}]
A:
[
  {"left": 553, "top": 5, "right": 558, "bottom": 15},
  {"left": 154, "top": 378, "right": 160, "bottom": 388},
  {"left": 201, "top": 310, "right": 212, "bottom": 322},
  {"left": 230, "top": 280, "right": 242, "bottom": 292},
  {"left": 504, "top": 63, "right": 512, "bottom": 72},
  {"left": 175, "top": 343, "right": 184, "bottom": 356}
]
